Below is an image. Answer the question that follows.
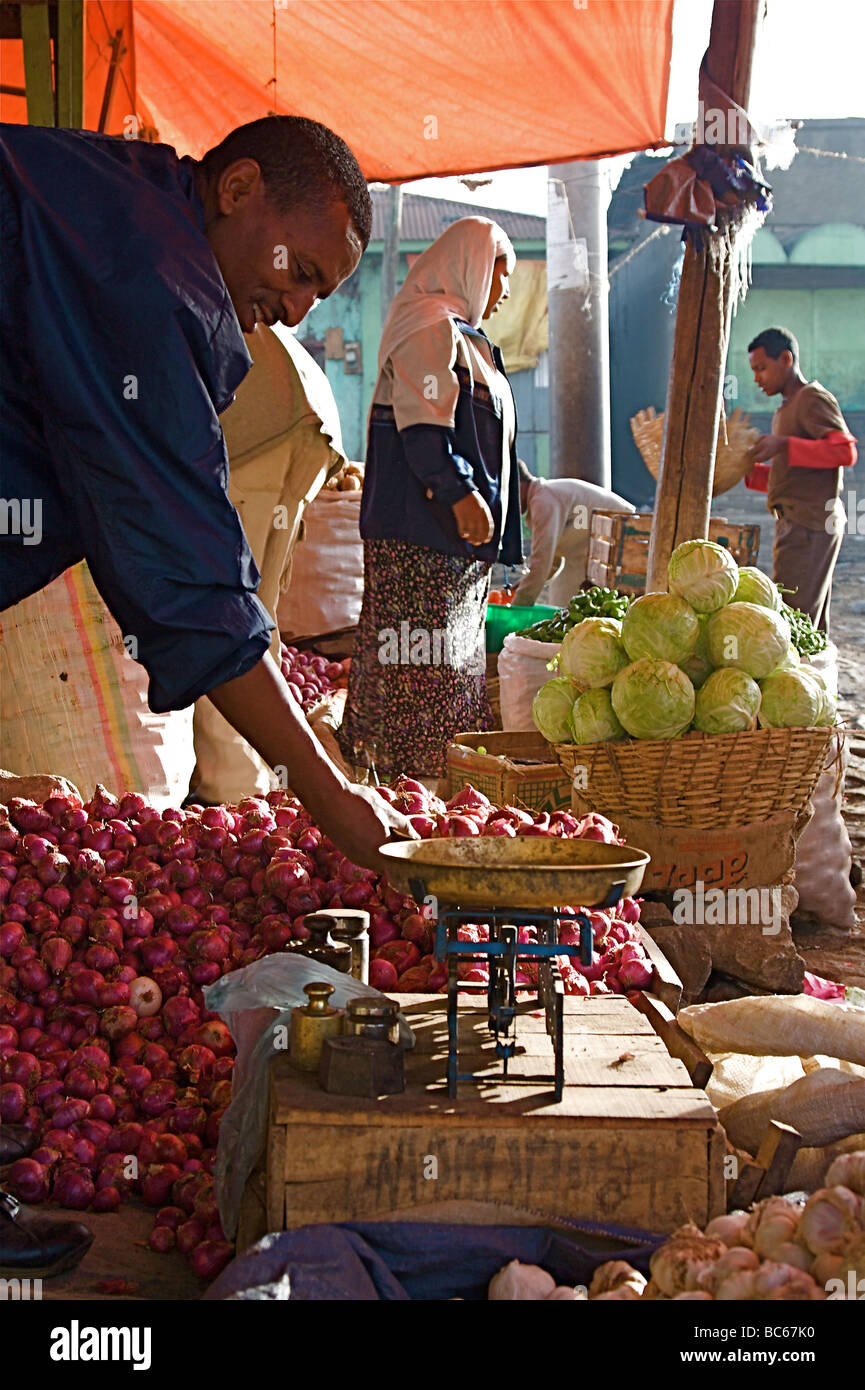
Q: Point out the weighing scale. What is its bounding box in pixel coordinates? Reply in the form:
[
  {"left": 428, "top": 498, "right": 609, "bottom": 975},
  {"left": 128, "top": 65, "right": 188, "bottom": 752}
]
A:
[{"left": 379, "top": 838, "right": 650, "bottom": 1101}]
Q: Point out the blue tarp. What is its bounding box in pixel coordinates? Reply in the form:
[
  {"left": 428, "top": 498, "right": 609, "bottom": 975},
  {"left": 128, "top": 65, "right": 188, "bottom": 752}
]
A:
[{"left": 205, "top": 1220, "right": 663, "bottom": 1301}]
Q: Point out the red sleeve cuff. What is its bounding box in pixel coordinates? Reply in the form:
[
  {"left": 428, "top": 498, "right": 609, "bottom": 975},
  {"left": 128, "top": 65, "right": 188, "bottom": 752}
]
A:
[
  {"left": 744, "top": 461, "right": 770, "bottom": 492},
  {"left": 787, "top": 431, "right": 858, "bottom": 471}
]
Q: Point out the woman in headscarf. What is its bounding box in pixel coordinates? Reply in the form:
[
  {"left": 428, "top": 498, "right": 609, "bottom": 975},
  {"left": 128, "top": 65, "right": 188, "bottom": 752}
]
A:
[{"left": 339, "top": 216, "right": 523, "bottom": 781}]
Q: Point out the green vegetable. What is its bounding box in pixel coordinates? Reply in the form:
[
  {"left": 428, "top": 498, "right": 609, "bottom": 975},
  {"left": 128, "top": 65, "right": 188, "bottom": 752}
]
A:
[
  {"left": 668, "top": 539, "right": 739, "bottom": 614},
  {"left": 706, "top": 602, "right": 791, "bottom": 680},
  {"left": 621, "top": 592, "right": 700, "bottom": 666},
  {"left": 514, "top": 586, "right": 632, "bottom": 640},
  {"left": 757, "top": 668, "right": 824, "bottom": 729},
  {"left": 570, "top": 688, "right": 626, "bottom": 745},
  {"left": 531, "top": 676, "right": 584, "bottom": 742},
  {"left": 611, "top": 658, "right": 696, "bottom": 740},
  {"left": 679, "top": 613, "right": 713, "bottom": 690},
  {"left": 559, "top": 616, "right": 629, "bottom": 689},
  {"left": 694, "top": 668, "right": 762, "bottom": 734},
  {"left": 780, "top": 602, "right": 829, "bottom": 657},
  {"left": 732, "top": 566, "right": 781, "bottom": 611}
]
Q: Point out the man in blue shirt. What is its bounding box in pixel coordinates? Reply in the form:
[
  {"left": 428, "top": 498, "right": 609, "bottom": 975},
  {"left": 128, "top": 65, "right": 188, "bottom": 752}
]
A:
[{"left": 0, "top": 115, "right": 411, "bottom": 868}]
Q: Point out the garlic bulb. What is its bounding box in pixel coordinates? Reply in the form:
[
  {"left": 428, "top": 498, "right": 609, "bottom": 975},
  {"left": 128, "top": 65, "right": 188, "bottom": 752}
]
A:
[
  {"left": 767, "top": 1242, "right": 812, "bottom": 1273},
  {"left": 825, "top": 1151, "right": 865, "bottom": 1197},
  {"left": 591, "top": 1285, "right": 642, "bottom": 1300},
  {"left": 588, "top": 1261, "right": 646, "bottom": 1297},
  {"left": 488, "top": 1261, "right": 555, "bottom": 1301},
  {"left": 753, "top": 1215, "right": 801, "bottom": 1261},
  {"left": 650, "top": 1224, "right": 728, "bottom": 1298},
  {"left": 705, "top": 1211, "right": 750, "bottom": 1246},
  {"left": 752, "top": 1262, "right": 824, "bottom": 1301},
  {"left": 715, "top": 1269, "right": 757, "bottom": 1300},
  {"left": 811, "top": 1251, "right": 844, "bottom": 1286},
  {"left": 545, "top": 1286, "right": 583, "bottom": 1300},
  {"left": 699, "top": 1246, "right": 760, "bottom": 1295},
  {"left": 674, "top": 1291, "right": 713, "bottom": 1300},
  {"left": 798, "top": 1186, "right": 862, "bottom": 1256}
]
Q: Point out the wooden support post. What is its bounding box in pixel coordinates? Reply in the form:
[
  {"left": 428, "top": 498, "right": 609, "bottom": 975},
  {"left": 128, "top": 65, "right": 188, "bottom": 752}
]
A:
[
  {"left": 646, "top": 0, "right": 762, "bottom": 593},
  {"left": 380, "top": 184, "right": 404, "bottom": 327},
  {"left": 56, "top": 0, "right": 84, "bottom": 128},
  {"left": 20, "top": 1, "right": 55, "bottom": 128}
]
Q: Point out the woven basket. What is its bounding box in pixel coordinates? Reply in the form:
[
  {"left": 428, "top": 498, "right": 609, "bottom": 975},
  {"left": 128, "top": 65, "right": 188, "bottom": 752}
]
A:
[
  {"left": 630, "top": 406, "right": 760, "bottom": 497},
  {"left": 553, "top": 727, "right": 837, "bottom": 829}
]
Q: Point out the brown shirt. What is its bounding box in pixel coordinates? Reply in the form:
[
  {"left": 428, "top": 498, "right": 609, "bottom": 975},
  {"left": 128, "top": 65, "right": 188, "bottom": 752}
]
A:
[{"left": 767, "top": 381, "right": 848, "bottom": 531}]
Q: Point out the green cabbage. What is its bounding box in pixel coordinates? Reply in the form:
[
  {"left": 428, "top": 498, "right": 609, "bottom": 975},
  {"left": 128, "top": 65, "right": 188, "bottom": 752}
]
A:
[
  {"left": 620, "top": 593, "right": 700, "bottom": 665},
  {"left": 757, "top": 668, "right": 823, "bottom": 728},
  {"left": 694, "top": 668, "right": 762, "bottom": 734},
  {"left": 679, "top": 613, "right": 713, "bottom": 689},
  {"left": 611, "top": 659, "right": 696, "bottom": 740},
  {"left": 531, "top": 676, "right": 583, "bottom": 743},
  {"left": 668, "top": 539, "right": 739, "bottom": 613},
  {"left": 798, "top": 667, "right": 838, "bottom": 727},
  {"left": 772, "top": 645, "right": 801, "bottom": 672},
  {"left": 706, "top": 602, "right": 790, "bottom": 680},
  {"left": 559, "top": 616, "right": 629, "bottom": 689},
  {"left": 732, "top": 566, "right": 781, "bottom": 610},
  {"left": 570, "top": 688, "right": 626, "bottom": 745}
]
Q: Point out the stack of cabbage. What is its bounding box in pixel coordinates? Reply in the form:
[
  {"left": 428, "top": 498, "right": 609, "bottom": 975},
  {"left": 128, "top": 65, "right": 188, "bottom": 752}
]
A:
[{"left": 532, "top": 540, "right": 837, "bottom": 745}]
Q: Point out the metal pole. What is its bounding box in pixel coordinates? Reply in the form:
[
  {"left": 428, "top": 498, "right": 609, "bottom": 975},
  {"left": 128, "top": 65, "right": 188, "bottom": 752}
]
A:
[
  {"left": 547, "top": 159, "right": 611, "bottom": 487},
  {"left": 380, "top": 184, "right": 404, "bottom": 326}
]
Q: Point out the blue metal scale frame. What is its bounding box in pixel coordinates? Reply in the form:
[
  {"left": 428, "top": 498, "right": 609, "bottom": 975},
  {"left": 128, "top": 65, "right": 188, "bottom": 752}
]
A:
[{"left": 407, "top": 875, "right": 627, "bottom": 1102}]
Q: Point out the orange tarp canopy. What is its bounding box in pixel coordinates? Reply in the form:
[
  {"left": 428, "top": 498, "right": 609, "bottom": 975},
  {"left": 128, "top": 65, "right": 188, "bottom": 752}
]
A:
[
  {"left": 134, "top": 0, "right": 673, "bottom": 175},
  {"left": 1, "top": 1, "right": 674, "bottom": 175}
]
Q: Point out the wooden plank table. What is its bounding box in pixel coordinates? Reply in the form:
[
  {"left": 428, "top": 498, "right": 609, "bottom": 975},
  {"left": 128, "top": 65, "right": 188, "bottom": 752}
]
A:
[{"left": 240, "top": 994, "right": 724, "bottom": 1249}]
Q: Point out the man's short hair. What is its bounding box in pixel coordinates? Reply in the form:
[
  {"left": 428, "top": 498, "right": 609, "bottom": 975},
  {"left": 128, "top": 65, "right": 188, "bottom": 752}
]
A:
[
  {"left": 747, "top": 326, "right": 799, "bottom": 365},
  {"left": 201, "top": 115, "right": 372, "bottom": 249},
  {"left": 517, "top": 458, "right": 535, "bottom": 486}
]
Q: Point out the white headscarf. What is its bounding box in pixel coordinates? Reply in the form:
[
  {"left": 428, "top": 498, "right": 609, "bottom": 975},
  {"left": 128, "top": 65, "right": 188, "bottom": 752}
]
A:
[{"left": 377, "top": 216, "right": 516, "bottom": 373}]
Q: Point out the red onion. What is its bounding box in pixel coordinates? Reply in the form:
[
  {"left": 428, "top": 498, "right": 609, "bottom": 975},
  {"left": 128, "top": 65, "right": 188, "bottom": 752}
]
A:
[
  {"left": 2, "top": 1050, "right": 41, "bottom": 1087},
  {"left": 162, "top": 996, "right": 199, "bottom": 1038},
  {"left": 53, "top": 1165, "right": 95, "bottom": 1210},
  {"left": 176, "top": 1217, "right": 206, "bottom": 1254},
  {"left": 189, "top": 1239, "right": 233, "bottom": 1280},
  {"left": 92, "top": 1185, "right": 121, "bottom": 1212},
  {"left": 141, "top": 1162, "right": 183, "bottom": 1207},
  {"left": 139, "top": 1080, "right": 177, "bottom": 1116},
  {"left": 8, "top": 1157, "right": 48, "bottom": 1203},
  {"left": 100, "top": 1005, "right": 138, "bottom": 1040},
  {"left": 0, "top": 1081, "right": 27, "bottom": 1121},
  {"left": 369, "top": 960, "right": 398, "bottom": 992}
]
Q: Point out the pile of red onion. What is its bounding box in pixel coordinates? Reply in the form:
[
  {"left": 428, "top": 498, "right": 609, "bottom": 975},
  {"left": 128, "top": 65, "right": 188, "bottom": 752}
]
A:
[
  {"left": 278, "top": 643, "right": 349, "bottom": 712},
  {"left": 0, "top": 777, "right": 648, "bottom": 1283}
]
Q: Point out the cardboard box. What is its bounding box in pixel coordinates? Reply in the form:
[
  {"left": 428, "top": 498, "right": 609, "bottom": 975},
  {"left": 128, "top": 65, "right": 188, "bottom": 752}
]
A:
[
  {"left": 572, "top": 790, "right": 801, "bottom": 892},
  {"left": 448, "top": 731, "right": 571, "bottom": 813}
]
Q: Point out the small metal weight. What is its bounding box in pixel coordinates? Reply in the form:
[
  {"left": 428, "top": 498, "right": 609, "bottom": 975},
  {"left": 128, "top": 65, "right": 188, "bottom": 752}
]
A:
[
  {"left": 344, "top": 993, "right": 400, "bottom": 1045},
  {"left": 289, "top": 981, "right": 344, "bottom": 1073},
  {"left": 327, "top": 909, "right": 370, "bottom": 984},
  {"left": 296, "top": 913, "right": 353, "bottom": 973},
  {"left": 318, "top": 1036, "right": 405, "bottom": 1097}
]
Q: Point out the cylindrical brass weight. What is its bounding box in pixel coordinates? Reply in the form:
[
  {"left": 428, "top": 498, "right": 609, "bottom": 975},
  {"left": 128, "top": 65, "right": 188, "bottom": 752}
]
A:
[
  {"left": 289, "top": 981, "right": 344, "bottom": 1072},
  {"left": 328, "top": 910, "right": 370, "bottom": 984}
]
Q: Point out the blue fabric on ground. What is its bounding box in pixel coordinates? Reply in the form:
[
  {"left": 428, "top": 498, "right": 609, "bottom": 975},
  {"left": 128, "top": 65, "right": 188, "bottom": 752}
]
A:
[{"left": 205, "top": 1220, "right": 663, "bottom": 1301}]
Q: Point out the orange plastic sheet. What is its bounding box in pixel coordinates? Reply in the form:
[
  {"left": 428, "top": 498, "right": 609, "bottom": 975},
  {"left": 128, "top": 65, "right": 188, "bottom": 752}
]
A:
[
  {"left": 132, "top": 0, "right": 674, "bottom": 175},
  {"left": 1, "top": 1, "right": 673, "bottom": 176}
]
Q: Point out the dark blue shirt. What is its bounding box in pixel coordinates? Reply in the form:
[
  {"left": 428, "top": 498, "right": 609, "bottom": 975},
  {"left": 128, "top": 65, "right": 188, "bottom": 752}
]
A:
[{"left": 0, "top": 125, "right": 272, "bottom": 713}]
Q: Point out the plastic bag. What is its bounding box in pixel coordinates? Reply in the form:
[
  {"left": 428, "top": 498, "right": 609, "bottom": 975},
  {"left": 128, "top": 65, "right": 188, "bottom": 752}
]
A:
[
  {"left": 794, "top": 735, "right": 856, "bottom": 929},
  {"left": 277, "top": 490, "right": 363, "bottom": 638},
  {"left": 497, "top": 633, "right": 561, "bottom": 731},
  {"left": 204, "top": 955, "right": 413, "bottom": 1238}
]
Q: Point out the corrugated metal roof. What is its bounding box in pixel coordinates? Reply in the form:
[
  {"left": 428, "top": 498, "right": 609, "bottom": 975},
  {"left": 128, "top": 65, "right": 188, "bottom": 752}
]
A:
[{"left": 370, "top": 190, "right": 545, "bottom": 244}]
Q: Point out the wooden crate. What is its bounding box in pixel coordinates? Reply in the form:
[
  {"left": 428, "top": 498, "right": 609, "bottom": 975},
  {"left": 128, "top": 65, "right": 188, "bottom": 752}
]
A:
[
  {"left": 245, "top": 993, "right": 724, "bottom": 1249},
  {"left": 447, "top": 730, "right": 571, "bottom": 813},
  {"left": 587, "top": 511, "right": 760, "bottom": 595}
]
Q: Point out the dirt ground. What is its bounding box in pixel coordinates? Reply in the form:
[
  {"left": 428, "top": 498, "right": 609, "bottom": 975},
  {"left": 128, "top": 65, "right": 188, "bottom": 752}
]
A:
[{"left": 792, "top": 553, "right": 865, "bottom": 989}]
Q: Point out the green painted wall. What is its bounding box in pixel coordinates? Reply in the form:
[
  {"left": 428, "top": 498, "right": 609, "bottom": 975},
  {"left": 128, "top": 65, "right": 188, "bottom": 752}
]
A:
[{"left": 726, "top": 285, "right": 865, "bottom": 415}]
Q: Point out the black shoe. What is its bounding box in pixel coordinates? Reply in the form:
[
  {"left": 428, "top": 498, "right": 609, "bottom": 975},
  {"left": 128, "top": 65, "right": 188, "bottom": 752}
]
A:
[
  {"left": 0, "top": 1190, "right": 94, "bottom": 1279},
  {"left": 0, "top": 1124, "right": 38, "bottom": 1166}
]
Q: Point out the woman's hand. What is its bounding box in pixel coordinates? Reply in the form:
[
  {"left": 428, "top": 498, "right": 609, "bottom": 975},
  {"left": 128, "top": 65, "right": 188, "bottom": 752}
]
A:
[{"left": 452, "top": 491, "right": 494, "bottom": 546}]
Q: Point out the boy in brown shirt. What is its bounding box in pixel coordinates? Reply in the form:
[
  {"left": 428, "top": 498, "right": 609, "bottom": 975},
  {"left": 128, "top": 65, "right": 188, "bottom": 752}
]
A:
[{"left": 745, "top": 326, "right": 858, "bottom": 632}]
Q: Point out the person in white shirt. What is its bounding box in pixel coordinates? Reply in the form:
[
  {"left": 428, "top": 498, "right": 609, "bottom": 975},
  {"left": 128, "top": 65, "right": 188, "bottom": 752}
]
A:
[
  {"left": 511, "top": 461, "right": 635, "bottom": 607},
  {"left": 189, "top": 323, "right": 347, "bottom": 804}
]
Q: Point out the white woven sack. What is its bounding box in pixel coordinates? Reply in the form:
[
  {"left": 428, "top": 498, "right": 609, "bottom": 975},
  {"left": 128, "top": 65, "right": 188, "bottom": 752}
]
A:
[
  {"left": 794, "top": 735, "right": 856, "bottom": 929},
  {"left": 277, "top": 490, "right": 363, "bottom": 638},
  {"left": 0, "top": 562, "right": 193, "bottom": 808},
  {"left": 497, "top": 633, "right": 561, "bottom": 731}
]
